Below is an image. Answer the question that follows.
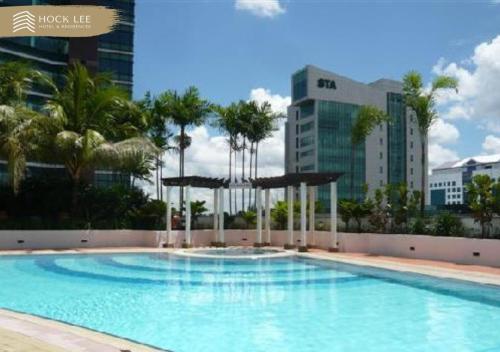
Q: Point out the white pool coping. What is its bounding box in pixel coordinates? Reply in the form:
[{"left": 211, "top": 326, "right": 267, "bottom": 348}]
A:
[{"left": 172, "top": 246, "right": 295, "bottom": 260}]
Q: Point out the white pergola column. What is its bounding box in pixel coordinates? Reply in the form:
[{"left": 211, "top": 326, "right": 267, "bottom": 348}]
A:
[
  {"left": 213, "top": 188, "right": 219, "bottom": 245},
  {"left": 184, "top": 185, "right": 192, "bottom": 248},
  {"left": 255, "top": 186, "right": 263, "bottom": 246},
  {"left": 264, "top": 188, "right": 271, "bottom": 245},
  {"left": 285, "top": 185, "right": 294, "bottom": 249},
  {"left": 299, "top": 182, "right": 307, "bottom": 252},
  {"left": 329, "top": 182, "right": 338, "bottom": 252},
  {"left": 218, "top": 186, "right": 225, "bottom": 245},
  {"left": 308, "top": 186, "right": 315, "bottom": 247},
  {"left": 165, "top": 185, "right": 173, "bottom": 247}
]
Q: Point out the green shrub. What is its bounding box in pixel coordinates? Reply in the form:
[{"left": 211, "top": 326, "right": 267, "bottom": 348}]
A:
[{"left": 433, "top": 212, "right": 464, "bottom": 236}]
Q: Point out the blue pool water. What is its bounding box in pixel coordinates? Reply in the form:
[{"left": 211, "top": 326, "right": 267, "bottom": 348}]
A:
[{"left": 0, "top": 253, "right": 499, "bottom": 352}]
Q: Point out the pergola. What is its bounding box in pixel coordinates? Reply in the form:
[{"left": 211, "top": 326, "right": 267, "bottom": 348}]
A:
[{"left": 162, "top": 172, "right": 342, "bottom": 252}]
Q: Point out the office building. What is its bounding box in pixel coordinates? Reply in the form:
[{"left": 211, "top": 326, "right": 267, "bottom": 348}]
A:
[
  {"left": 285, "top": 65, "right": 425, "bottom": 209},
  {"left": 429, "top": 154, "right": 500, "bottom": 206}
]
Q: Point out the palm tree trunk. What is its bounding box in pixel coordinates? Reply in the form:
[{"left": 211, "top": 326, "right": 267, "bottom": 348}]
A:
[
  {"left": 242, "top": 137, "right": 246, "bottom": 211},
  {"left": 350, "top": 143, "right": 355, "bottom": 200},
  {"left": 179, "top": 126, "right": 185, "bottom": 216},
  {"left": 254, "top": 142, "right": 258, "bottom": 208},
  {"left": 249, "top": 141, "right": 253, "bottom": 210},
  {"left": 159, "top": 154, "right": 163, "bottom": 201},
  {"left": 228, "top": 142, "right": 232, "bottom": 215},
  {"left": 234, "top": 148, "right": 238, "bottom": 213},
  {"left": 420, "top": 137, "right": 426, "bottom": 216}
]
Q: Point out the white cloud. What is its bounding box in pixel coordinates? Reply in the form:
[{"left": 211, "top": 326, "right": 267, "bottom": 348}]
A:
[
  {"left": 433, "top": 35, "right": 500, "bottom": 132},
  {"left": 429, "top": 119, "right": 460, "bottom": 145},
  {"left": 428, "top": 143, "right": 459, "bottom": 171},
  {"left": 145, "top": 88, "right": 291, "bottom": 212},
  {"left": 482, "top": 135, "right": 500, "bottom": 154},
  {"left": 235, "top": 0, "right": 285, "bottom": 18}
]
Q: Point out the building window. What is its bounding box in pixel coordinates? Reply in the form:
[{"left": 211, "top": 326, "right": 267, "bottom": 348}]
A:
[
  {"left": 410, "top": 181, "right": 414, "bottom": 188},
  {"left": 380, "top": 180, "right": 384, "bottom": 187},
  {"left": 295, "top": 152, "right": 299, "bottom": 162},
  {"left": 410, "top": 141, "right": 413, "bottom": 149},
  {"left": 410, "top": 155, "right": 413, "bottom": 162},
  {"left": 295, "top": 138, "right": 299, "bottom": 148},
  {"left": 410, "top": 168, "right": 413, "bottom": 175},
  {"left": 300, "top": 149, "right": 314, "bottom": 158},
  {"left": 300, "top": 121, "right": 314, "bottom": 133},
  {"left": 379, "top": 138, "right": 383, "bottom": 145},
  {"left": 379, "top": 166, "right": 383, "bottom": 174},
  {"left": 301, "top": 164, "right": 314, "bottom": 172},
  {"left": 410, "top": 128, "right": 413, "bottom": 135},
  {"left": 452, "top": 181, "right": 456, "bottom": 186},
  {"left": 379, "top": 152, "right": 383, "bottom": 159},
  {"left": 296, "top": 125, "right": 299, "bottom": 134},
  {"left": 295, "top": 111, "right": 299, "bottom": 121},
  {"left": 300, "top": 135, "right": 314, "bottom": 147}
]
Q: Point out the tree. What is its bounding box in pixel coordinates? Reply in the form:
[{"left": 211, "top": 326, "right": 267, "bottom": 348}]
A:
[
  {"left": 241, "top": 210, "right": 257, "bottom": 229},
  {"left": 433, "top": 212, "right": 464, "bottom": 236},
  {"left": 338, "top": 199, "right": 356, "bottom": 232},
  {"left": 43, "top": 62, "right": 158, "bottom": 208},
  {"left": 0, "top": 62, "right": 47, "bottom": 193},
  {"left": 350, "top": 105, "right": 388, "bottom": 200},
  {"left": 190, "top": 200, "right": 207, "bottom": 228},
  {"left": 213, "top": 102, "right": 241, "bottom": 215},
  {"left": 156, "top": 86, "right": 212, "bottom": 212},
  {"left": 403, "top": 71, "right": 458, "bottom": 215},
  {"left": 271, "top": 200, "right": 288, "bottom": 230},
  {"left": 467, "top": 174, "right": 496, "bottom": 237},
  {"left": 137, "top": 92, "right": 174, "bottom": 200},
  {"left": 368, "top": 188, "right": 389, "bottom": 233}
]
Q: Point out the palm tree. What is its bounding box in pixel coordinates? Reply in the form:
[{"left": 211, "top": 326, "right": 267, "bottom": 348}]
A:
[
  {"left": 403, "top": 71, "right": 458, "bottom": 215},
  {"left": 43, "top": 62, "right": 157, "bottom": 207},
  {"left": 137, "top": 92, "right": 174, "bottom": 200},
  {"left": 213, "top": 102, "right": 241, "bottom": 215},
  {"left": 0, "top": 62, "right": 47, "bottom": 193},
  {"left": 237, "top": 101, "right": 253, "bottom": 211},
  {"left": 350, "top": 105, "right": 388, "bottom": 200},
  {"left": 156, "top": 86, "right": 212, "bottom": 212}
]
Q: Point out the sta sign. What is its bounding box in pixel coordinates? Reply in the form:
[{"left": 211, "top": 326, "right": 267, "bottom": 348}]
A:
[{"left": 317, "top": 78, "right": 336, "bottom": 89}]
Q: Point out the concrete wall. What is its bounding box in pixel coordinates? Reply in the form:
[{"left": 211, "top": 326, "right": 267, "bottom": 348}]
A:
[
  {"left": 1, "top": 229, "right": 499, "bottom": 268},
  {"left": 0, "top": 230, "right": 162, "bottom": 250}
]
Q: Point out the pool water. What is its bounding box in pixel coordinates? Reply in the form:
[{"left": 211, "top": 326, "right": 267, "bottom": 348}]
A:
[{"left": 0, "top": 253, "right": 499, "bottom": 352}]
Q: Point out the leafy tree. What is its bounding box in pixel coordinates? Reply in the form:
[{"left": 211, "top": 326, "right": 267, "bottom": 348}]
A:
[
  {"left": 0, "top": 62, "right": 48, "bottom": 193},
  {"left": 368, "top": 189, "right": 389, "bottom": 233},
  {"left": 213, "top": 102, "right": 242, "bottom": 214},
  {"left": 43, "top": 62, "right": 158, "bottom": 207},
  {"left": 350, "top": 105, "right": 388, "bottom": 200},
  {"left": 433, "top": 212, "right": 464, "bottom": 236},
  {"left": 338, "top": 199, "right": 356, "bottom": 232},
  {"left": 403, "top": 71, "right": 458, "bottom": 215},
  {"left": 190, "top": 200, "right": 208, "bottom": 228},
  {"left": 467, "top": 174, "right": 496, "bottom": 237},
  {"left": 241, "top": 210, "right": 257, "bottom": 229},
  {"left": 156, "top": 86, "right": 212, "bottom": 210},
  {"left": 271, "top": 200, "right": 288, "bottom": 230}
]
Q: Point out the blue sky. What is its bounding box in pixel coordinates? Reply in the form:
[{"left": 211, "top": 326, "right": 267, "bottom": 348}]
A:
[{"left": 133, "top": 0, "right": 500, "bottom": 180}]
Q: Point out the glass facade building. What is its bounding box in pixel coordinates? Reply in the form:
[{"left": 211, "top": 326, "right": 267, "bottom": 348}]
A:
[
  {"left": 285, "top": 65, "right": 424, "bottom": 211},
  {"left": 0, "top": 0, "right": 135, "bottom": 186}
]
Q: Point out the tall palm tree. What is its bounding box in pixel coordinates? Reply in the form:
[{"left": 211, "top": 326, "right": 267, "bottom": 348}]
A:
[
  {"left": 156, "top": 86, "right": 212, "bottom": 211},
  {"left": 0, "top": 62, "right": 47, "bottom": 193},
  {"left": 213, "top": 102, "right": 240, "bottom": 215},
  {"left": 350, "top": 105, "right": 388, "bottom": 200},
  {"left": 403, "top": 71, "right": 458, "bottom": 215},
  {"left": 44, "top": 62, "right": 157, "bottom": 207},
  {"left": 246, "top": 101, "right": 281, "bottom": 207}
]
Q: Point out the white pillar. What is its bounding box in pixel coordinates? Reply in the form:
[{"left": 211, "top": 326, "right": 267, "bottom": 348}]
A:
[
  {"left": 165, "top": 185, "right": 172, "bottom": 247},
  {"left": 308, "top": 186, "right": 315, "bottom": 246},
  {"left": 286, "top": 185, "right": 294, "bottom": 248},
  {"left": 213, "top": 188, "right": 219, "bottom": 243},
  {"left": 256, "top": 186, "right": 262, "bottom": 245},
  {"left": 300, "top": 182, "right": 307, "bottom": 250},
  {"left": 265, "top": 188, "right": 271, "bottom": 245},
  {"left": 330, "top": 182, "right": 338, "bottom": 251},
  {"left": 218, "top": 186, "right": 225, "bottom": 244},
  {"left": 185, "top": 185, "right": 191, "bottom": 247}
]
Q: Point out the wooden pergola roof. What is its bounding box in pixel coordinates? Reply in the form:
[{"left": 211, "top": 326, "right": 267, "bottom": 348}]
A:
[
  {"left": 250, "top": 172, "right": 343, "bottom": 189},
  {"left": 161, "top": 176, "right": 228, "bottom": 189},
  {"left": 162, "top": 173, "right": 342, "bottom": 190}
]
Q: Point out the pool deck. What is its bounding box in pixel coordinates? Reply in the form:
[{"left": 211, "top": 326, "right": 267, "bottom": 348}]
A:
[{"left": 0, "top": 246, "right": 500, "bottom": 351}]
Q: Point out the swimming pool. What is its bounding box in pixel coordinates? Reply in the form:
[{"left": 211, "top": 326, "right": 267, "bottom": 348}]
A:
[{"left": 0, "top": 252, "right": 499, "bottom": 352}]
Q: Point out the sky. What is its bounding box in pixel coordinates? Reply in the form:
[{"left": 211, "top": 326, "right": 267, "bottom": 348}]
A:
[{"left": 132, "top": 0, "right": 500, "bottom": 206}]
